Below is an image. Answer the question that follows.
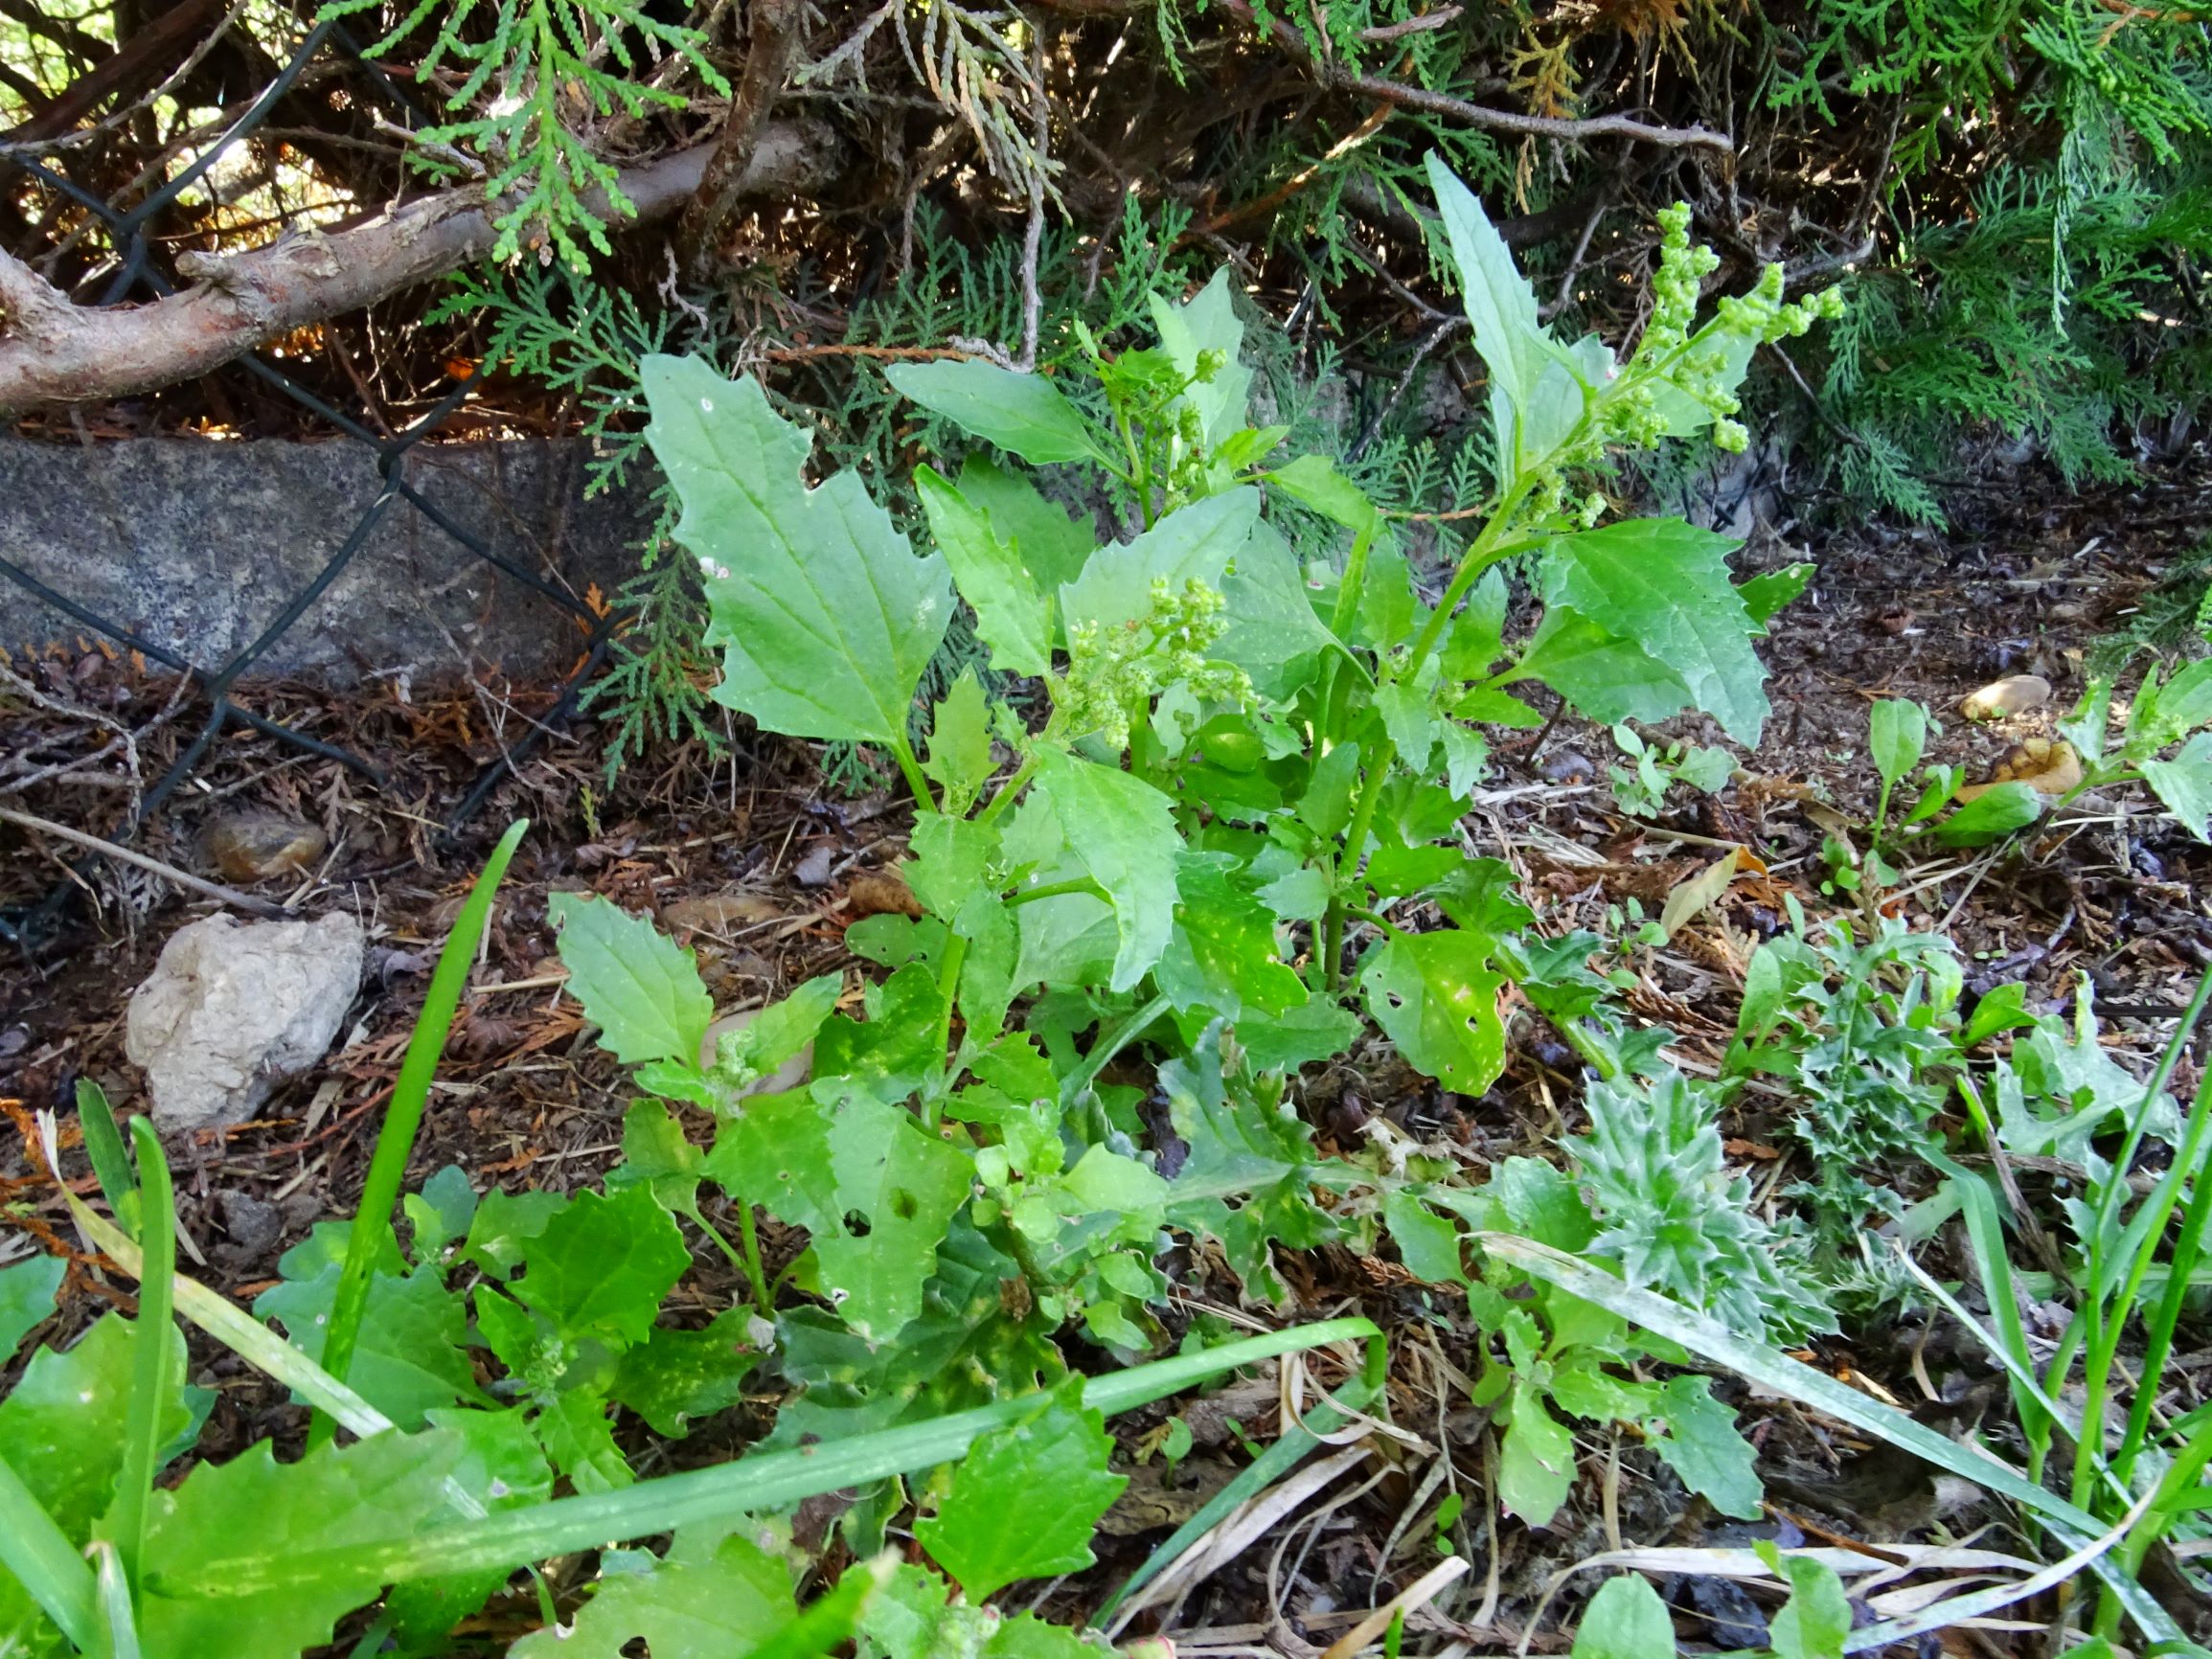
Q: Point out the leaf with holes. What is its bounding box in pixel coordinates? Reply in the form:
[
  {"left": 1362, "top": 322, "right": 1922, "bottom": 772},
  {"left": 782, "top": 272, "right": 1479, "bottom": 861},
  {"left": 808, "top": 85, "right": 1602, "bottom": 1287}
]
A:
[{"left": 1358, "top": 929, "right": 1507, "bottom": 1093}]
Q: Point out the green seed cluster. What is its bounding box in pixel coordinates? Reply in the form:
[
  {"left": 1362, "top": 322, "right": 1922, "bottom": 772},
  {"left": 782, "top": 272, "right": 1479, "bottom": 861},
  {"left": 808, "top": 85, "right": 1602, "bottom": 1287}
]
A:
[
  {"left": 1595, "top": 203, "right": 1847, "bottom": 458},
  {"left": 1058, "top": 576, "right": 1253, "bottom": 749}
]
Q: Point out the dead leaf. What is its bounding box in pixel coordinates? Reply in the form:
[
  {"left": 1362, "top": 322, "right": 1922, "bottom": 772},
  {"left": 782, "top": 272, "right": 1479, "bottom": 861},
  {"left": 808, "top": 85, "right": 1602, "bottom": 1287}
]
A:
[
  {"left": 846, "top": 868, "right": 923, "bottom": 920},
  {"left": 1960, "top": 674, "right": 2052, "bottom": 721},
  {"left": 1956, "top": 737, "right": 2083, "bottom": 801},
  {"left": 1659, "top": 848, "right": 1747, "bottom": 942}
]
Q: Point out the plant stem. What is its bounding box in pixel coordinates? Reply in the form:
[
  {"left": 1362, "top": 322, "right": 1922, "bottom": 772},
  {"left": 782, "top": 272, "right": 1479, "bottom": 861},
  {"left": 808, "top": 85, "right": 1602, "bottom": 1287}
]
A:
[
  {"left": 1006, "top": 875, "right": 1110, "bottom": 906},
  {"left": 974, "top": 751, "right": 1042, "bottom": 828},
  {"left": 1063, "top": 993, "right": 1173, "bottom": 1102},
  {"left": 1321, "top": 737, "right": 1397, "bottom": 989},
  {"left": 887, "top": 725, "right": 936, "bottom": 812},
  {"left": 732, "top": 1201, "right": 773, "bottom": 1314}
]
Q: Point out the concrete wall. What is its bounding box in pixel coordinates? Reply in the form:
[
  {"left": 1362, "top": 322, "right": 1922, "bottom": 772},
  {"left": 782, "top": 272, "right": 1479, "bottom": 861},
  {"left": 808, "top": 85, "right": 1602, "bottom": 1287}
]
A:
[{"left": 0, "top": 436, "right": 655, "bottom": 685}]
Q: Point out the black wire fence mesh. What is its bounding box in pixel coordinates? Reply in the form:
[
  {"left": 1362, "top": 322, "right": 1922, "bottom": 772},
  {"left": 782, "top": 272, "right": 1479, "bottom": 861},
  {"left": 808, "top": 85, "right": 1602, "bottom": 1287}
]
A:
[{"left": 1, "top": 22, "right": 620, "bottom": 950}]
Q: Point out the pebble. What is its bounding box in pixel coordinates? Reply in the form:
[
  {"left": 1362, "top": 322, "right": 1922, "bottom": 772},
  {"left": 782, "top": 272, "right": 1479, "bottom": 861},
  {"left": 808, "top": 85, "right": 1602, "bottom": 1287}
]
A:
[{"left": 203, "top": 810, "right": 327, "bottom": 882}]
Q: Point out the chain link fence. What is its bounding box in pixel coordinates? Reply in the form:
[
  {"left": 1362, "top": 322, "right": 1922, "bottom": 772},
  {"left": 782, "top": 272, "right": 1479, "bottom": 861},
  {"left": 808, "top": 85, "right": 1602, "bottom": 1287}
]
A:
[{"left": 1, "top": 21, "right": 621, "bottom": 950}]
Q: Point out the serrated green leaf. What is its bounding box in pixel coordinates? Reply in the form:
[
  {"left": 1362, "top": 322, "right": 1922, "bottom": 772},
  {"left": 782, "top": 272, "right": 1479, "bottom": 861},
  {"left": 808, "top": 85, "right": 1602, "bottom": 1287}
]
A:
[
  {"left": 513, "top": 1185, "right": 691, "bottom": 1352},
  {"left": 539, "top": 1388, "right": 634, "bottom": 1492},
  {"left": 1383, "top": 1191, "right": 1467, "bottom": 1285},
  {"left": 1740, "top": 561, "right": 1814, "bottom": 628},
  {"left": 956, "top": 457, "right": 1096, "bottom": 596},
  {"left": 404, "top": 1165, "right": 477, "bottom": 1266},
  {"left": 1425, "top": 153, "right": 1555, "bottom": 421},
  {"left": 1933, "top": 781, "right": 2044, "bottom": 846},
  {"left": 1031, "top": 752, "right": 1180, "bottom": 993},
  {"left": 609, "top": 1310, "right": 763, "bottom": 1438},
  {"left": 1764, "top": 1546, "right": 1853, "bottom": 1659},
  {"left": 1266, "top": 452, "right": 1380, "bottom": 532},
  {"left": 1570, "top": 1574, "right": 1676, "bottom": 1659},
  {"left": 1440, "top": 722, "right": 1490, "bottom": 800},
  {"left": 908, "top": 812, "right": 1001, "bottom": 919},
  {"left": 1376, "top": 679, "right": 1438, "bottom": 774},
  {"left": 0, "top": 1314, "right": 199, "bottom": 1540},
  {"left": 0, "top": 1256, "right": 62, "bottom": 1361},
  {"left": 1512, "top": 605, "right": 1695, "bottom": 728},
  {"left": 1156, "top": 856, "right": 1306, "bottom": 1019},
  {"left": 1497, "top": 1381, "right": 1576, "bottom": 1523},
  {"left": 1868, "top": 699, "right": 1927, "bottom": 794},
  {"left": 1646, "top": 1375, "right": 1761, "bottom": 1519},
  {"left": 914, "top": 1377, "right": 1126, "bottom": 1601},
  {"left": 1257, "top": 866, "right": 1331, "bottom": 921},
  {"left": 708, "top": 1088, "right": 970, "bottom": 1339},
  {"left": 1060, "top": 489, "right": 1260, "bottom": 634},
  {"left": 1217, "top": 520, "right": 1334, "bottom": 699},
  {"left": 955, "top": 888, "right": 1019, "bottom": 1046},
  {"left": 1235, "top": 995, "right": 1362, "bottom": 1072},
  {"left": 384, "top": 1408, "right": 555, "bottom": 1644},
  {"left": 138, "top": 1428, "right": 500, "bottom": 1659},
  {"left": 645, "top": 356, "right": 952, "bottom": 743},
  {"left": 1358, "top": 542, "right": 1418, "bottom": 648},
  {"left": 552, "top": 892, "right": 713, "bottom": 1068},
  {"left": 919, "top": 466, "right": 1051, "bottom": 676},
  {"left": 813, "top": 964, "right": 949, "bottom": 1099},
  {"left": 924, "top": 669, "right": 997, "bottom": 817},
  {"left": 1299, "top": 740, "right": 1362, "bottom": 837},
  {"left": 2142, "top": 730, "right": 2212, "bottom": 840},
  {"left": 1358, "top": 930, "right": 1507, "bottom": 1093},
  {"left": 511, "top": 1533, "right": 795, "bottom": 1658},
  {"left": 1443, "top": 569, "right": 1511, "bottom": 680},
  {"left": 1539, "top": 520, "right": 1768, "bottom": 743},
  {"left": 459, "top": 1187, "right": 565, "bottom": 1278},
  {"left": 256, "top": 1263, "right": 481, "bottom": 1430},
  {"left": 886, "top": 360, "right": 1110, "bottom": 466}
]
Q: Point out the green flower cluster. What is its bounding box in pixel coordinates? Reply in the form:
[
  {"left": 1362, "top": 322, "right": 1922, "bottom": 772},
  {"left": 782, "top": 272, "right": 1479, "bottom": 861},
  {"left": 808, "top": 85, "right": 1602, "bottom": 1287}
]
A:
[
  {"left": 1604, "top": 204, "right": 1847, "bottom": 457},
  {"left": 1057, "top": 576, "right": 1253, "bottom": 749}
]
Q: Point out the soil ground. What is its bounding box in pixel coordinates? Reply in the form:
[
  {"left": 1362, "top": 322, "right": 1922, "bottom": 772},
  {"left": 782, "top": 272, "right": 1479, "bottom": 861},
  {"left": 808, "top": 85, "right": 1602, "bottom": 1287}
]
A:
[{"left": 5, "top": 453, "right": 2212, "bottom": 1651}]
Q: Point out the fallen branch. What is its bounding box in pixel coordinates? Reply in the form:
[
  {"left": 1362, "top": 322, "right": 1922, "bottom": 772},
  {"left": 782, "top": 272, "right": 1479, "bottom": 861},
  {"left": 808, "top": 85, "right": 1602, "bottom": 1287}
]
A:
[
  {"left": 674, "top": 0, "right": 808, "bottom": 275},
  {"left": 0, "top": 804, "right": 290, "bottom": 919},
  {"left": 0, "top": 119, "right": 839, "bottom": 413}
]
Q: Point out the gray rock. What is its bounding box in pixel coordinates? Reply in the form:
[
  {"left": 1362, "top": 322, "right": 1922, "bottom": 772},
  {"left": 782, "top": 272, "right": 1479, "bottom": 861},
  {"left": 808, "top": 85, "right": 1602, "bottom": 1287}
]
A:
[
  {"left": 0, "top": 437, "right": 653, "bottom": 685},
  {"left": 125, "top": 912, "right": 364, "bottom": 1132}
]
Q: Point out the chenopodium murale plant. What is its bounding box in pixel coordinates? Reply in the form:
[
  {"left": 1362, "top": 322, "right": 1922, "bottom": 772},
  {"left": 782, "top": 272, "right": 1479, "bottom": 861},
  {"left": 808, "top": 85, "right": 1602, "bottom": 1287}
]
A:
[{"left": 538, "top": 157, "right": 1841, "bottom": 1444}]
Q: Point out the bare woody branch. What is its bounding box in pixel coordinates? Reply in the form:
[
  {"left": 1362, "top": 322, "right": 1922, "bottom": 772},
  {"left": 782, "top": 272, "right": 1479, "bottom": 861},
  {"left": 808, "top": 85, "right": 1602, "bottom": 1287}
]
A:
[{"left": 0, "top": 120, "right": 839, "bottom": 414}]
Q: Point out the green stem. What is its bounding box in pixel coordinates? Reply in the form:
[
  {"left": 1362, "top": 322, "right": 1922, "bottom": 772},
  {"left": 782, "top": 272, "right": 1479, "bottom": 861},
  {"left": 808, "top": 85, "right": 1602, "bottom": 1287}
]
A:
[
  {"left": 114, "top": 1118, "right": 175, "bottom": 1599},
  {"left": 1345, "top": 905, "right": 1407, "bottom": 940},
  {"left": 1062, "top": 993, "right": 1173, "bottom": 1102},
  {"left": 1006, "top": 875, "right": 1110, "bottom": 906},
  {"left": 732, "top": 1202, "right": 773, "bottom": 1314},
  {"left": 315, "top": 819, "right": 528, "bottom": 1451},
  {"left": 887, "top": 726, "right": 936, "bottom": 813},
  {"left": 1397, "top": 482, "right": 1539, "bottom": 686},
  {"left": 1321, "top": 737, "right": 1397, "bottom": 990},
  {"left": 974, "top": 751, "right": 1043, "bottom": 829}
]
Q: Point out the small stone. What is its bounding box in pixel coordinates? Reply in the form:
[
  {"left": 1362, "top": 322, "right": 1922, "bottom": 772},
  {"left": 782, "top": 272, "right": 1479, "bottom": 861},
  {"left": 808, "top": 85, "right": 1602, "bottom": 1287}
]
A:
[
  {"left": 216, "top": 1191, "right": 283, "bottom": 1259},
  {"left": 125, "top": 912, "right": 364, "bottom": 1133},
  {"left": 1960, "top": 674, "right": 2051, "bottom": 721},
  {"left": 791, "top": 845, "right": 836, "bottom": 887},
  {"left": 659, "top": 890, "right": 783, "bottom": 934},
  {"left": 202, "top": 810, "right": 328, "bottom": 882},
  {"left": 1539, "top": 749, "right": 1595, "bottom": 784}
]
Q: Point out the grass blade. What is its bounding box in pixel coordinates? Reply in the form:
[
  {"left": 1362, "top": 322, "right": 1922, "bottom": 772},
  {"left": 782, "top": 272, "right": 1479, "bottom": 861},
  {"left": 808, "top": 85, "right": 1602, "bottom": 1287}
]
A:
[
  {"left": 110, "top": 1118, "right": 176, "bottom": 1595},
  {"left": 55, "top": 1164, "right": 391, "bottom": 1438},
  {"left": 163, "top": 1317, "right": 1381, "bottom": 1600},
  {"left": 1476, "top": 1234, "right": 2189, "bottom": 1648},
  {"left": 74, "top": 1079, "right": 138, "bottom": 1237},
  {"left": 89, "top": 1540, "right": 145, "bottom": 1659},
  {"left": 0, "top": 1450, "right": 98, "bottom": 1651},
  {"left": 320, "top": 819, "right": 528, "bottom": 1433}
]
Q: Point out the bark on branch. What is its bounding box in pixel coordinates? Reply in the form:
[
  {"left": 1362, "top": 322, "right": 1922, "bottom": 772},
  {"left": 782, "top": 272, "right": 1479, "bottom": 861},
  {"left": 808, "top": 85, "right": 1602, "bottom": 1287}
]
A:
[
  {"left": 0, "top": 119, "right": 838, "bottom": 414},
  {"left": 675, "top": 0, "right": 807, "bottom": 275}
]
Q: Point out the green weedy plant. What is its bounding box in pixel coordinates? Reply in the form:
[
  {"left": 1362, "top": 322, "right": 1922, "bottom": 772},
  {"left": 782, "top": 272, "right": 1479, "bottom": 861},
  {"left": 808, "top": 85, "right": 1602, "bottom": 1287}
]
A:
[
  {"left": 518, "top": 150, "right": 1845, "bottom": 1537},
  {"left": 1605, "top": 721, "right": 1736, "bottom": 820}
]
